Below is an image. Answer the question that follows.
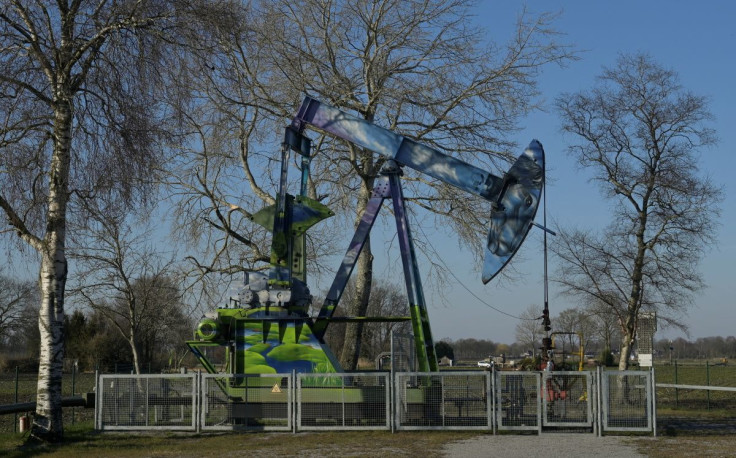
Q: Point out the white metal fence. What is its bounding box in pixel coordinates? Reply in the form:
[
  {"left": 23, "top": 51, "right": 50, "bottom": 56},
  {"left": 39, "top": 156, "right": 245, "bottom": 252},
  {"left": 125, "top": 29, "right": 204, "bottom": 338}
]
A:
[
  {"left": 394, "top": 372, "right": 491, "bottom": 430},
  {"left": 600, "top": 370, "right": 652, "bottom": 432},
  {"left": 542, "top": 371, "right": 593, "bottom": 428},
  {"left": 297, "top": 372, "right": 390, "bottom": 430},
  {"left": 200, "top": 373, "right": 292, "bottom": 431},
  {"left": 496, "top": 371, "right": 541, "bottom": 432},
  {"left": 94, "top": 369, "right": 655, "bottom": 434},
  {"left": 96, "top": 373, "right": 197, "bottom": 431}
]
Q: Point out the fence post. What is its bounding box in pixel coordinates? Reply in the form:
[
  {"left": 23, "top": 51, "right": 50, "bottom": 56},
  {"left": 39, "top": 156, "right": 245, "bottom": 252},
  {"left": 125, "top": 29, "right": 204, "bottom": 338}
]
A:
[
  {"left": 651, "top": 366, "right": 657, "bottom": 437},
  {"left": 14, "top": 366, "right": 18, "bottom": 433},
  {"left": 72, "top": 364, "right": 77, "bottom": 425},
  {"left": 674, "top": 360, "right": 678, "bottom": 409},
  {"left": 706, "top": 361, "right": 710, "bottom": 411}
]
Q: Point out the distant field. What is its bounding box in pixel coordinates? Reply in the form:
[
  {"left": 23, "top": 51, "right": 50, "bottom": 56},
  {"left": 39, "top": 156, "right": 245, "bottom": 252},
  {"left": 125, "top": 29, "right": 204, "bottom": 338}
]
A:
[{"left": 0, "top": 371, "right": 96, "bottom": 433}]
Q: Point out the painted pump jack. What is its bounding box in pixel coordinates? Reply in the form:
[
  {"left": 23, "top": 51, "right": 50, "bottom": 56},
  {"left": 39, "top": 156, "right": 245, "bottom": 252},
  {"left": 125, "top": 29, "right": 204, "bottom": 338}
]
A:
[{"left": 187, "top": 96, "right": 545, "bottom": 377}]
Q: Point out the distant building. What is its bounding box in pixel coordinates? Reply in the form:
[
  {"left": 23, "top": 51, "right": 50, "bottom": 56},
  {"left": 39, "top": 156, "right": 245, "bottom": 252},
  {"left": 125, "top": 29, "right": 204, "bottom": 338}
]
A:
[{"left": 439, "top": 356, "right": 453, "bottom": 367}]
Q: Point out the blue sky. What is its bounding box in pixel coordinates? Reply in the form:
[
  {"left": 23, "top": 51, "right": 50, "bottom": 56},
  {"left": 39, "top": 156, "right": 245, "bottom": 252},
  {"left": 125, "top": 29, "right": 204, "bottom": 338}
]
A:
[
  {"left": 8, "top": 1, "right": 732, "bottom": 348},
  {"left": 410, "top": 1, "right": 736, "bottom": 344}
]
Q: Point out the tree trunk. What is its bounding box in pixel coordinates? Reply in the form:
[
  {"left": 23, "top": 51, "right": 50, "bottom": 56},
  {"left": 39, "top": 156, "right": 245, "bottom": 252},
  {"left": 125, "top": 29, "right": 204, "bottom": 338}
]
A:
[
  {"left": 32, "top": 99, "right": 72, "bottom": 442},
  {"left": 32, "top": 250, "right": 67, "bottom": 442},
  {"left": 618, "top": 314, "right": 636, "bottom": 370},
  {"left": 340, "top": 179, "right": 374, "bottom": 370},
  {"left": 129, "top": 331, "right": 142, "bottom": 375}
]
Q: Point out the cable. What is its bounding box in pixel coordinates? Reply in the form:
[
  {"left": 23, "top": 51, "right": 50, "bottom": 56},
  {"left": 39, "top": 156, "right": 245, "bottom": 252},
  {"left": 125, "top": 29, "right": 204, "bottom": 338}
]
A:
[{"left": 413, "top": 223, "right": 536, "bottom": 321}]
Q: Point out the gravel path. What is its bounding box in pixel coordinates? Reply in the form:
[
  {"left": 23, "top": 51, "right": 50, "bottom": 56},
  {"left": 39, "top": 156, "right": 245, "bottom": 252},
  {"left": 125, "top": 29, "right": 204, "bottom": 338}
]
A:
[{"left": 442, "top": 433, "right": 645, "bottom": 457}]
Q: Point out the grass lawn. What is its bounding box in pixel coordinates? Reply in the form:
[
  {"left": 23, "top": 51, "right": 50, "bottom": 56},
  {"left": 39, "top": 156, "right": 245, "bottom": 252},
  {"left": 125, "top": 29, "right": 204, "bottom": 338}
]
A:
[
  {"left": 3, "top": 422, "right": 736, "bottom": 457},
  {"left": 0, "top": 422, "right": 480, "bottom": 457}
]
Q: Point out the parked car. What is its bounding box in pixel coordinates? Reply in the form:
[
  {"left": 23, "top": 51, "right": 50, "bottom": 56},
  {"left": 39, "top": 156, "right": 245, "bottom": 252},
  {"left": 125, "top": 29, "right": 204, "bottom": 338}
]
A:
[{"left": 477, "top": 360, "right": 492, "bottom": 368}]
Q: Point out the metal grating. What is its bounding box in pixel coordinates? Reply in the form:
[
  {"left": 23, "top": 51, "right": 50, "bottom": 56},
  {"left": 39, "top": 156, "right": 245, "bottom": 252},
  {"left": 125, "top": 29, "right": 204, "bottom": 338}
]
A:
[
  {"left": 297, "top": 372, "right": 390, "bottom": 430},
  {"left": 496, "top": 371, "right": 541, "bottom": 432},
  {"left": 200, "top": 373, "right": 292, "bottom": 431},
  {"left": 96, "top": 374, "right": 196, "bottom": 431},
  {"left": 602, "top": 371, "right": 652, "bottom": 432},
  {"left": 542, "top": 371, "right": 593, "bottom": 428},
  {"left": 394, "top": 371, "right": 491, "bottom": 430}
]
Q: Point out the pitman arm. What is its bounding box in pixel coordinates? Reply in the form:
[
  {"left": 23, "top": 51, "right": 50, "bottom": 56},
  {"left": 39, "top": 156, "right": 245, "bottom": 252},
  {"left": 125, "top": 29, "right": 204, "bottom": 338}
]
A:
[{"left": 291, "top": 96, "right": 545, "bottom": 283}]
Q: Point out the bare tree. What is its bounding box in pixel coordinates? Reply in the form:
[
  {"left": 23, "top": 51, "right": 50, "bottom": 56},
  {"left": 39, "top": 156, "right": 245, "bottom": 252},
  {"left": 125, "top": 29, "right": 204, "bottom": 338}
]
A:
[
  {"left": 553, "top": 53, "right": 723, "bottom": 370},
  {"left": 583, "top": 296, "right": 622, "bottom": 356},
  {"left": 173, "top": 0, "right": 575, "bottom": 369},
  {"left": 515, "top": 304, "right": 544, "bottom": 358},
  {"left": 69, "top": 206, "right": 182, "bottom": 375},
  {"left": 0, "top": 1, "right": 221, "bottom": 439},
  {"left": 553, "top": 307, "right": 594, "bottom": 356},
  {"left": 0, "top": 270, "right": 35, "bottom": 346}
]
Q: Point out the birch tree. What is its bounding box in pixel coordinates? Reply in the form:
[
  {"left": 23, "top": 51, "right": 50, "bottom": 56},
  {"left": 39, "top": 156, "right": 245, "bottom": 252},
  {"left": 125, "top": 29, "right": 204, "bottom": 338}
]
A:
[
  {"left": 174, "top": 0, "right": 575, "bottom": 370},
  {"left": 553, "top": 53, "right": 723, "bottom": 370},
  {"left": 0, "top": 0, "right": 212, "bottom": 441}
]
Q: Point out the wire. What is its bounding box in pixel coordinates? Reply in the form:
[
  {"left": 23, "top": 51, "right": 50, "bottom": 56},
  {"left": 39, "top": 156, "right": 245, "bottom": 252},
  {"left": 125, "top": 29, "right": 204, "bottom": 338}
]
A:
[{"left": 413, "top": 223, "right": 536, "bottom": 321}]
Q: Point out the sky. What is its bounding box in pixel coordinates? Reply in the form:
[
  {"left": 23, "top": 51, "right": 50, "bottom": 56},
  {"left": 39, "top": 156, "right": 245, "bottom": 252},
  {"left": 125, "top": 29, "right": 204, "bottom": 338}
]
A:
[
  {"left": 404, "top": 1, "right": 736, "bottom": 344},
  {"left": 6, "top": 1, "right": 733, "bottom": 349}
]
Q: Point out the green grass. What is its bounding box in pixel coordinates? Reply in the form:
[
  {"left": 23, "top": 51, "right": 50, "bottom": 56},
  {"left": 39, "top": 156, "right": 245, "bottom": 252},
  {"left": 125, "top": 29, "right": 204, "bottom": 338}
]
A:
[
  {"left": 3, "top": 424, "right": 736, "bottom": 458},
  {"left": 0, "top": 423, "right": 478, "bottom": 457},
  {"left": 653, "top": 363, "right": 736, "bottom": 414}
]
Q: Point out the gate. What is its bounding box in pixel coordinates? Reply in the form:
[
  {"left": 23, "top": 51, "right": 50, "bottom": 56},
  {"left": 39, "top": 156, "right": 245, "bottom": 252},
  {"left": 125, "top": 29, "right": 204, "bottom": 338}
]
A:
[
  {"left": 200, "top": 373, "right": 292, "bottom": 431},
  {"left": 542, "top": 371, "right": 593, "bottom": 428},
  {"left": 394, "top": 371, "right": 491, "bottom": 430},
  {"left": 96, "top": 373, "right": 197, "bottom": 431},
  {"left": 601, "top": 370, "right": 652, "bottom": 432},
  {"left": 496, "top": 371, "right": 541, "bottom": 432}
]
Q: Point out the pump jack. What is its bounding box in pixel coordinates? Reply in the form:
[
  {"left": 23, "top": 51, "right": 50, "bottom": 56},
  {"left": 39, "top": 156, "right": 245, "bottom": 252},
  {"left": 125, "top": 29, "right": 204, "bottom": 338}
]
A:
[{"left": 187, "top": 96, "right": 545, "bottom": 378}]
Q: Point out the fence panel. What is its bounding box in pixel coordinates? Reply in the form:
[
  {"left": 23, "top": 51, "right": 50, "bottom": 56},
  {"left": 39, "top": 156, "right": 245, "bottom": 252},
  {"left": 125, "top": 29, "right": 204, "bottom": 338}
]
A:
[
  {"left": 201, "top": 373, "right": 292, "bottom": 431},
  {"left": 542, "top": 371, "right": 592, "bottom": 428},
  {"left": 297, "top": 372, "right": 390, "bottom": 431},
  {"left": 496, "top": 371, "right": 540, "bottom": 432},
  {"left": 96, "top": 374, "right": 196, "bottom": 431},
  {"left": 394, "top": 371, "right": 491, "bottom": 431},
  {"left": 602, "top": 370, "right": 652, "bottom": 432}
]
